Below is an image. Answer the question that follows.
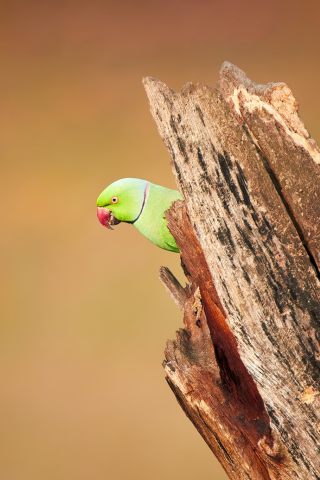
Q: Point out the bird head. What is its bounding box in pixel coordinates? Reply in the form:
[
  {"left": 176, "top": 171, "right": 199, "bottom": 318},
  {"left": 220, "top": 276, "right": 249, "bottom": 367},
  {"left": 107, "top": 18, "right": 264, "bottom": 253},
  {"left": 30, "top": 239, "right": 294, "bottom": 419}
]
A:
[{"left": 96, "top": 178, "right": 148, "bottom": 230}]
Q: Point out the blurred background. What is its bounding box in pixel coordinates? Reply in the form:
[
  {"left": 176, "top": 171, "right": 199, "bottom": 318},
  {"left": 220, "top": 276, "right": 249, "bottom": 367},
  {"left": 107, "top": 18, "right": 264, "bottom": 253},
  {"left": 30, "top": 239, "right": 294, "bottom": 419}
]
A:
[{"left": 1, "top": 1, "right": 320, "bottom": 479}]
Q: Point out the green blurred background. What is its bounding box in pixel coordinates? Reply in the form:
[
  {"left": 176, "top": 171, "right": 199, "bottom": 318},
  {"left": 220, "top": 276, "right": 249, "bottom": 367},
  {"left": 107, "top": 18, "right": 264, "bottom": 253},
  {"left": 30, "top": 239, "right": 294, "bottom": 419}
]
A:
[{"left": 1, "top": 1, "right": 320, "bottom": 479}]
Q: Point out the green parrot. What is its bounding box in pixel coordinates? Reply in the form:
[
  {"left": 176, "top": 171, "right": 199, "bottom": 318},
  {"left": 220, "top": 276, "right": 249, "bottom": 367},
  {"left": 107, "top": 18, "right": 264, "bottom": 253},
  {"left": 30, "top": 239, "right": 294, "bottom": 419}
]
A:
[{"left": 97, "top": 178, "right": 183, "bottom": 252}]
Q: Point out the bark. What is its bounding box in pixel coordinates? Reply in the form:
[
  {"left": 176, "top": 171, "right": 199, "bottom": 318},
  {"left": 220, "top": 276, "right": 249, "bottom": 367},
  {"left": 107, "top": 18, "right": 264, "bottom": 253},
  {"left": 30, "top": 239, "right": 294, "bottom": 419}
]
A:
[{"left": 144, "top": 63, "right": 320, "bottom": 479}]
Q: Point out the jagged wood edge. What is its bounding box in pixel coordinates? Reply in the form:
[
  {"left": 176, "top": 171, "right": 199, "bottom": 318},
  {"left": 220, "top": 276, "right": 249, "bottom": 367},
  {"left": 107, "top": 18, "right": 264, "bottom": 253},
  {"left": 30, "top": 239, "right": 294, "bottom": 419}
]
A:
[
  {"left": 143, "top": 73, "right": 320, "bottom": 480},
  {"left": 218, "top": 61, "right": 320, "bottom": 271},
  {"left": 159, "top": 266, "right": 187, "bottom": 311},
  {"left": 164, "top": 201, "right": 290, "bottom": 480}
]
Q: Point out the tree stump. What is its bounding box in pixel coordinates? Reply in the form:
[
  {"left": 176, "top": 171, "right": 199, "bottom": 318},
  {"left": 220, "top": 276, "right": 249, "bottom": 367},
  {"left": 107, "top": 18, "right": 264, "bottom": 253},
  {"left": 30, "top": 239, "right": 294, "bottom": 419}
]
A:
[{"left": 143, "top": 62, "right": 320, "bottom": 480}]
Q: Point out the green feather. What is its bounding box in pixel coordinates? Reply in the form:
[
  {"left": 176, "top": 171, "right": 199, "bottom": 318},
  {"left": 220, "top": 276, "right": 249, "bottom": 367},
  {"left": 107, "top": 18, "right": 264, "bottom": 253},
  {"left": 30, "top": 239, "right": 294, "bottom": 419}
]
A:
[
  {"left": 97, "top": 178, "right": 183, "bottom": 253},
  {"left": 134, "top": 183, "right": 182, "bottom": 252},
  {"left": 97, "top": 178, "right": 146, "bottom": 222}
]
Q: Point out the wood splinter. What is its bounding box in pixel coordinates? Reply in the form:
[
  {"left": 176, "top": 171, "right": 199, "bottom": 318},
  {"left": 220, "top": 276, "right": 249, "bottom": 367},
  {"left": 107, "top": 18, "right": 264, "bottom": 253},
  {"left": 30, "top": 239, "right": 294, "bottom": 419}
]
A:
[{"left": 159, "top": 266, "right": 187, "bottom": 312}]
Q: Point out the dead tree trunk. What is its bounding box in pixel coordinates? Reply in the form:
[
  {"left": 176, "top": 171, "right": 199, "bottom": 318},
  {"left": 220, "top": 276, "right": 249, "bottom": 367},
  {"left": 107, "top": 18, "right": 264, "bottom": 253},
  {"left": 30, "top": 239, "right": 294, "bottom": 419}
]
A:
[{"left": 143, "top": 63, "right": 320, "bottom": 480}]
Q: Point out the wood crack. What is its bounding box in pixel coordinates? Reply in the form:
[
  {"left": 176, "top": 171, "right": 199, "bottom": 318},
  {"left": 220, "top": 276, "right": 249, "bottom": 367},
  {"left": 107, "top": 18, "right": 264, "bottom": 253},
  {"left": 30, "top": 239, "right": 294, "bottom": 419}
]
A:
[
  {"left": 143, "top": 64, "right": 320, "bottom": 479},
  {"left": 242, "top": 115, "right": 320, "bottom": 281}
]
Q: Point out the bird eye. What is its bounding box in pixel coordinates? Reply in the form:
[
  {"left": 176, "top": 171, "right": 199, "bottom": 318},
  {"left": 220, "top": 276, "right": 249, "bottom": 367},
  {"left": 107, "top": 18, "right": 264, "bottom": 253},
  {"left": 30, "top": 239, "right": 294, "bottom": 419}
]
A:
[{"left": 111, "top": 196, "right": 119, "bottom": 204}]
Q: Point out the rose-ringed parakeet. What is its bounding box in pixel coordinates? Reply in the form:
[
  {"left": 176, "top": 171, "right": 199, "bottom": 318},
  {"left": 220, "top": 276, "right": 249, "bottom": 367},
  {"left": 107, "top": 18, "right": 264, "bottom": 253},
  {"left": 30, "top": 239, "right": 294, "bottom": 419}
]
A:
[{"left": 97, "top": 178, "right": 183, "bottom": 252}]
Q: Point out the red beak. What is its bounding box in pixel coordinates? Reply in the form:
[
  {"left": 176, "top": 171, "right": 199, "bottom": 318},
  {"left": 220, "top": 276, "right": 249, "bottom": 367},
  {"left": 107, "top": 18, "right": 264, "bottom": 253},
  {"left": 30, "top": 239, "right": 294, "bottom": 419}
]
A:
[
  {"left": 97, "top": 207, "right": 112, "bottom": 229},
  {"left": 97, "top": 207, "right": 121, "bottom": 230}
]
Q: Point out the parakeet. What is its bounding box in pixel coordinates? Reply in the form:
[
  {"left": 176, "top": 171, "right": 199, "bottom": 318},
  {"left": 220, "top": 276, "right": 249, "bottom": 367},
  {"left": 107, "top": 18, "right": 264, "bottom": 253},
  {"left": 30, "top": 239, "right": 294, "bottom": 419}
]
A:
[{"left": 96, "top": 178, "right": 183, "bottom": 252}]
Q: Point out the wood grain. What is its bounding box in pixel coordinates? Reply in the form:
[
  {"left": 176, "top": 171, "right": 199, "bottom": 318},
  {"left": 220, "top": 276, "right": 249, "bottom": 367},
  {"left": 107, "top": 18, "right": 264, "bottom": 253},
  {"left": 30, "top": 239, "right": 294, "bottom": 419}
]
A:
[
  {"left": 144, "top": 68, "right": 320, "bottom": 479},
  {"left": 219, "top": 62, "right": 320, "bottom": 271}
]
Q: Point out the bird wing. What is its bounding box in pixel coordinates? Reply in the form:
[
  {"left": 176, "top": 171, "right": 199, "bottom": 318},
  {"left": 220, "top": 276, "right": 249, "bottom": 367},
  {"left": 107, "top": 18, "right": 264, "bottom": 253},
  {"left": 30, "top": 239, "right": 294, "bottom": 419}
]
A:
[{"left": 160, "top": 214, "right": 180, "bottom": 252}]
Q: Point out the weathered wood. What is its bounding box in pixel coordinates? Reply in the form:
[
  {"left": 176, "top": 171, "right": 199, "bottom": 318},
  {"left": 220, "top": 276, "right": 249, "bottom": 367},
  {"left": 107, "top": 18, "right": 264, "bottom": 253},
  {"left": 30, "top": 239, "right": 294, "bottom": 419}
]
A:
[
  {"left": 164, "top": 202, "right": 289, "bottom": 480},
  {"left": 143, "top": 65, "right": 320, "bottom": 479},
  {"left": 159, "top": 266, "right": 187, "bottom": 311},
  {"left": 218, "top": 62, "right": 320, "bottom": 271}
]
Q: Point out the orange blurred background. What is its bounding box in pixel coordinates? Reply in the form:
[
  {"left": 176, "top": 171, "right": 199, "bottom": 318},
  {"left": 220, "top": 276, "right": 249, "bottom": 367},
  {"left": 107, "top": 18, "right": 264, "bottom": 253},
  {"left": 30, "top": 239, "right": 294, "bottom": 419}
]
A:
[{"left": 1, "top": 1, "right": 320, "bottom": 479}]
